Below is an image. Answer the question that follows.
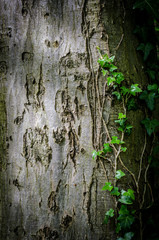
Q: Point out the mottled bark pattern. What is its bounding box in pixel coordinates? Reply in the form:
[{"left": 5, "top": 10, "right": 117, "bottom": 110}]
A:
[{"left": 0, "top": 0, "right": 146, "bottom": 239}]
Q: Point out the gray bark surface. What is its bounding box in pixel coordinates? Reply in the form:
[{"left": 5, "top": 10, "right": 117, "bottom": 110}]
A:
[{"left": 0, "top": 0, "right": 146, "bottom": 239}]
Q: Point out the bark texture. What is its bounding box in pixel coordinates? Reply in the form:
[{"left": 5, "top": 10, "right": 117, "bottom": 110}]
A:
[{"left": 0, "top": 0, "right": 146, "bottom": 239}]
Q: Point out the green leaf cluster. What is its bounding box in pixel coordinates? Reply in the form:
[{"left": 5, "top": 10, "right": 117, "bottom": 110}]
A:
[
  {"left": 104, "top": 208, "right": 114, "bottom": 224},
  {"left": 92, "top": 143, "right": 112, "bottom": 160},
  {"left": 141, "top": 118, "right": 159, "bottom": 136},
  {"left": 111, "top": 136, "right": 125, "bottom": 145},
  {"left": 140, "top": 84, "right": 159, "bottom": 111},
  {"left": 118, "top": 205, "right": 135, "bottom": 229},
  {"left": 119, "top": 189, "right": 135, "bottom": 205},
  {"left": 117, "top": 232, "right": 134, "bottom": 240},
  {"left": 115, "top": 113, "right": 133, "bottom": 134},
  {"left": 98, "top": 53, "right": 125, "bottom": 87}
]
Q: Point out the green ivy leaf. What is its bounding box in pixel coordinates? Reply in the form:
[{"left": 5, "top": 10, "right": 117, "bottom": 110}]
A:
[
  {"left": 140, "top": 90, "right": 156, "bottom": 111},
  {"left": 124, "top": 232, "right": 134, "bottom": 240},
  {"left": 147, "top": 84, "right": 158, "bottom": 91},
  {"left": 141, "top": 118, "right": 159, "bottom": 136},
  {"left": 110, "top": 187, "right": 120, "bottom": 196},
  {"left": 119, "top": 189, "right": 135, "bottom": 204},
  {"left": 137, "top": 42, "right": 154, "bottom": 61},
  {"left": 146, "top": 69, "right": 156, "bottom": 80},
  {"left": 116, "top": 223, "right": 121, "bottom": 233},
  {"left": 116, "top": 72, "right": 125, "bottom": 84},
  {"left": 144, "top": 43, "right": 154, "bottom": 61},
  {"left": 109, "top": 55, "right": 115, "bottom": 62},
  {"left": 125, "top": 189, "right": 135, "bottom": 200},
  {"left": 111, "top": 136, "right": 120, "bottom": 144},
  {"left": 119, "top": 205, "right": 129, "bottom": 215},
  {"left": 127, "top": 98, "right": 137, "bottom": 111},
  {"left": 97, "top": 58, "right": 106, "bottom": 68},
  {"left": 107, "top": 76, "right": 116, "bottom": 86},
  {"left": 102, "top": 182, "right": 113, "bottom": 191},
  {"left": 115, "top": 170, "right": 126, "bottom": 179},
  {"left": 112, "top": 91, "right": 121, "bottom": 100},
  {"left": 92, "top": 150, "right": 103, "bottom": 160},
  {"left": 117, "top": 237, "right": 124, "bottom": 240},
  {"left": 130, "top": 84, "right": 142, "bottom": 96},
  {"left": 121, "top": 147, "right": 127, "bottom": 152},
  {"left": 117, "top": 232, "right": 134, "bottom": 240},
  {"left": 118, "top": 214, "right": 135, "bottom": 229},
  {"left": 104, "top": 208, "right": 114, "bottom": 224},
  {"left": 102, "top": 69, "right": 108, "bottom": 76},
  {"left": 120, "top": 86, "right": 130, "bottom": 95},
  {"left": 92, "top": 150, "right": 97, "bottom": 160},
  {"left": 115, "top": 119, "right": 127, "bottom": 130},
  {"left": 118, "top": 126, "right": 125, "bottom": 132},
  {"left": 125, "top": 125, "right": 133, "bottom": 134},
  {"left": 109, "top": 65, "right": 118, "bottom": 72},
  {"left": 111, "top": 136, "right": 125, "bottom": 145},
  {"left": 118, "top": 113, "right": 126, "bottom": 119},
  {"left": 103, "top": 143, "right": 112, "bottom": 153}
]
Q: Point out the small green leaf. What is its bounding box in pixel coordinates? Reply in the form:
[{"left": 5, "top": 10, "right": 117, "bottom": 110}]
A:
[
  {"left": 146, "top": 69, "right": 156, "bottom": 80},
  {"left": 126, "top": 189, "right": 135, "bottom": 200},
  {"left": 125, "top": 125, "right": 133, "bottom": 134},
  {"left": 124, "top": 232, "right": 134, "bottom": 240},
  {"left": 116, "top": 223, "right": 121, "bottom": 233},
  {"left": 137, "top": 42, "right": 154, "bottom": 61},
  {"left": 119, "top": 189, "right": 135, "bottom": 204},
  {"left": 130, "top": 84, "right": 142, "bottom": 96},
  {"left": 121, "top": 147, "right": 127, "bottom": 152},
  {"left": 118, "top": 232, "right": 134, "bottom": 240},
  {"left": 109, "top": 55, "right": 115, "bottom": 62},
  {"left": 119, "top": 205, "right": 129, "bottom": 215},
  {"left": 103, "top": 143, "right": 112, "bottom": 153},
  {"left": 106, "top": 208, "right": 114, "bottom": 217},
  {"left": 141, "top": 118, "right": 159, "bottom": 136},
  {"left": 115, "top": 118, "right": 127, "bottom": 126},
  {"left": 102, "top": 69, "right": 108, "bottom": 76},
  {"left": 117, "top": 232, "right": 134, "bottom": 240},
  {"left": 121, "top": 86, "right": 130, "bottom": 95},
  {"left": 112, "top": 91, "right": 121, "bottom": 100},
  {"left": 92, "top": 150, "right": 97, "bottom": 160},
  {"left": 107, "top": 76, "right": 116, "bottom": 86},
  {"left": 118, "top": 214, "right": 135, "bottom": 229},
  {"left": 147, "top": 84, "right": 158, "bottom": 91},
  {"left": 144, "top": 43, "right": 154, "bottom": 61},
  {"left": 115, "top": 170, "right": 126, "bottom": 179},
  {"left": 127, "top": 98, "right": 137, "bottom": 111},
  {"left": 118, "top": 113, "right": 126, "bottom": 119},
  {"left": 116, "top": 72, "right": 125, "bottom": 84},
  {"left": 118, "top": 126, "right": 125, "bottom": 132},
  {"left": 104, "top": 208, "right": 114, "bottom": 224},
  {"left": 109, "top": 65, "right": 118, "bottom": 72},
  {"left": 110, "top": 187, "right": 120, "bottom": 196},
  {"left": 102, "top": 182, "right": 113, "bottom": 191},
  {"left": 92, "top": 150, "right": 103, "bottom": 159},
  {"left": 97, "top": 58, "right": 105, "bottom": 68},
  {"left": 111, "top": 136, "right": 120, "bottom": 144},
  {"left": 140, "top": 90, "right": 156, "bottom": 111},
  {"left": 111, "top": 136, "right": 124, "bottom": 145}
]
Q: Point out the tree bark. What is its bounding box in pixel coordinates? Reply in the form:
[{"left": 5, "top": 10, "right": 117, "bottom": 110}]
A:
[{"left": 0, "top": 0, "right": 146, "bottom": 239}]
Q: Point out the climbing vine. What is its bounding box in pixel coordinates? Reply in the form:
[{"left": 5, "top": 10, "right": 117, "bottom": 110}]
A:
[
  {"left": 92, "top": 1, "right": 159, "bottom": 239},
  {"left": 92, "top": 33, "right": 159, "bottom": 240},
  {"left": 92, "top": 52, "right": 143, "bottom": 240}
]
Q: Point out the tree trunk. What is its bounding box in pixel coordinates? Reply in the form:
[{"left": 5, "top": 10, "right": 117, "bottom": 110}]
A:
[{"left": 0, "top": 0, "right": 146, "bottom": 239}]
